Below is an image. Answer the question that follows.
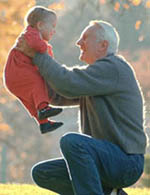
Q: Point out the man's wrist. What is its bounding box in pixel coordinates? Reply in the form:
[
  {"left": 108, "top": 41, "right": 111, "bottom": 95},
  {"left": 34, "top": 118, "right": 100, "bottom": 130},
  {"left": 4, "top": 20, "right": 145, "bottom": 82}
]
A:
[{"left": 32, "top": 52, "right": 39, "bottom": 65}]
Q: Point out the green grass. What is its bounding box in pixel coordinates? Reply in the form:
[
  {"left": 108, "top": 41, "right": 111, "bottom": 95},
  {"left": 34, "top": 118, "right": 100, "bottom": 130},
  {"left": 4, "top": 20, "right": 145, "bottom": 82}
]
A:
[
  {"left": 125, "top": 188, "right": 150, "bottom": 195},
  {"left": 0, "top": 184, "right": 150, "bottom": 195},
  {"left": 0, "top": 184, "right": 56, "bottom": 195}
]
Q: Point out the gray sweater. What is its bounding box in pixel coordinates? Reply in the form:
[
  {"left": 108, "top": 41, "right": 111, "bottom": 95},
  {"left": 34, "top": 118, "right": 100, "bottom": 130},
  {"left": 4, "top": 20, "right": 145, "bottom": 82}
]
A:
[{"left": 33, "top": 53, "right": 147, "bottom": 154}]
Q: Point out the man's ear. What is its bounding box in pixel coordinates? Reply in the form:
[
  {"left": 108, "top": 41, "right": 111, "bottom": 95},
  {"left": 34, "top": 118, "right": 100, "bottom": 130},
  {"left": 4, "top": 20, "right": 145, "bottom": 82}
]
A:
[{"left": 99, "top": 40, "right": 109, "bottom": 52}]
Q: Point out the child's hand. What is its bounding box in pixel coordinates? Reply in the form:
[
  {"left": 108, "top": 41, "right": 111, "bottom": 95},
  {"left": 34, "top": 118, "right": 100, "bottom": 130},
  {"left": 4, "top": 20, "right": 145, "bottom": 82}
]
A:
[{"left": 15, "top": 34, "right": 36, "bottom": 58}]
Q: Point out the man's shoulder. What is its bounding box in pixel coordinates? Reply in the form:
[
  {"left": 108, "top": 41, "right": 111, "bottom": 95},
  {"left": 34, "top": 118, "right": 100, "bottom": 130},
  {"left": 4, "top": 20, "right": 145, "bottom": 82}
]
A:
[
  {"left": 95, "top": 54, "right": 135, "bottom": 79},
  {"left": 105, "top": 54, "right": 128, "bottom": 64},
  {"left": 105, "top": 54, "right": 133, "bottom": 71}
]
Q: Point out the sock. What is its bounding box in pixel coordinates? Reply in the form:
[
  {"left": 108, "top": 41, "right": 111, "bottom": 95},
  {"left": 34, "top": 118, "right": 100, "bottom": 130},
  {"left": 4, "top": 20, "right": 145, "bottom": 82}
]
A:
[
  {"left": 38, "top": 102, "right": 49, "bottom": 110},
  {"left": 38, "top": 119, "right": 54, "bottom": 125},
  {"left": 39, "top": 118, "right": 49, "bottom": 124}
]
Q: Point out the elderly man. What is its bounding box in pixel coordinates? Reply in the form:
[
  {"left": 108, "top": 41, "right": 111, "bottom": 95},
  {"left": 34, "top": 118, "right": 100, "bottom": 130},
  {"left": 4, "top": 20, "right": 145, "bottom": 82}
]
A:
[{"left": 17, "top": 20, "right": 147, "bottom": 195}]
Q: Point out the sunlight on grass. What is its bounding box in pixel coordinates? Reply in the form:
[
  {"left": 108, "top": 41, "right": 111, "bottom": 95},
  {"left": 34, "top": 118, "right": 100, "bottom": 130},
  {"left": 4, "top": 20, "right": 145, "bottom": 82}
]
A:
[
  {"left": 0, "top": 184, "right": 56, "bottom": 195},
  {"left": 125, "top": 187, "right": 150, "bottom": 195},
  {"left": 0, "top": 184, "right": 150, "bottom": 195}
]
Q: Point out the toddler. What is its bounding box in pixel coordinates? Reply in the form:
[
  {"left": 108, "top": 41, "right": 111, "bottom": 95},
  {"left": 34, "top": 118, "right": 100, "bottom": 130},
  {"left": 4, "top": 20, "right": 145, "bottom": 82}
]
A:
[{"left": 4, "top": 6, "right": 63, "bottom": 134}]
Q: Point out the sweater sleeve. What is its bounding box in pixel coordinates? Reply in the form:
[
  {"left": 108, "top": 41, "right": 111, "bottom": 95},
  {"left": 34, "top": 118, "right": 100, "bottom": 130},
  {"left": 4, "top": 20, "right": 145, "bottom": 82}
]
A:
[
  {"left": 33, "top": 53, "right": 118, "bottom": 98},
  {"left": 46, "top": 82, "right": 79, "bottom": 106},
  {"left": 24, "top": 30, "right": 47, "bottom": 53}
]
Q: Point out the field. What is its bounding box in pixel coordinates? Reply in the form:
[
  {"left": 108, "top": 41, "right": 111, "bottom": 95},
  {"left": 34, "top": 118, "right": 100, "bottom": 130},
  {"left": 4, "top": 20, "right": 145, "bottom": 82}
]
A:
[
  {"left": 0, "top": 184, "right": 55, "bottom": 195},
  {"left": 0, "top": 184, "right": 150, "bottom": 195}
]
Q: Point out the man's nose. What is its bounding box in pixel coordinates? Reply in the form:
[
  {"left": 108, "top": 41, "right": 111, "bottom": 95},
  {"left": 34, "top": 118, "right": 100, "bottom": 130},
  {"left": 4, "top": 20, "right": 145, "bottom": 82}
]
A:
[{"left": 76, "top": 38, "right": 82, "bottom": 46}]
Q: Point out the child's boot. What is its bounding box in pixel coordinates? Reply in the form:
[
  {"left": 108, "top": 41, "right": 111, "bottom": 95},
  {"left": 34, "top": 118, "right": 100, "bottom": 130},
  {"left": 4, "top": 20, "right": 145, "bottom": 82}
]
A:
[
  {"left": 38, "top": 106, "right": 62, "bottom": 120},
  {"left": 40, "top": 120, "right": 63, "bottom": 134}
]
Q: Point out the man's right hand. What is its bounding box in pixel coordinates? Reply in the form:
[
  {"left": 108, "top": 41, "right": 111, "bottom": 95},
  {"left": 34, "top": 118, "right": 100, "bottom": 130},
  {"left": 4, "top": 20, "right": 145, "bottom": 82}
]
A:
[{"left": 15, "top": 34, "right": 36, "bottom": 58}]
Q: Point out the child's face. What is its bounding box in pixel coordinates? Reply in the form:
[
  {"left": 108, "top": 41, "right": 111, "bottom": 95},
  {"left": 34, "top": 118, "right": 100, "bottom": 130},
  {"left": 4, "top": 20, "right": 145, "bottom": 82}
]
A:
[{"left": 39, "top": 15, "right": 57, "bottom": 41}]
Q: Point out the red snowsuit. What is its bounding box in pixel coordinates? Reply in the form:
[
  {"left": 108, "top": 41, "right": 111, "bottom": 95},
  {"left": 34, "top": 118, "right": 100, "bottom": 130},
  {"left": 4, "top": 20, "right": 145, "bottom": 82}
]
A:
[{"left": 4, "top": 26, "right": 53, "bottom": 120}]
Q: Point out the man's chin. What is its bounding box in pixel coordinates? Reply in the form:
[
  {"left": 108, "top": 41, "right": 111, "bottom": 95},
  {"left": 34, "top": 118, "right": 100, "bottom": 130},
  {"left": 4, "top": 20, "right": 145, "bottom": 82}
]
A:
[{"left": 79, "top": 54, "right": 86, "bottom": 63}]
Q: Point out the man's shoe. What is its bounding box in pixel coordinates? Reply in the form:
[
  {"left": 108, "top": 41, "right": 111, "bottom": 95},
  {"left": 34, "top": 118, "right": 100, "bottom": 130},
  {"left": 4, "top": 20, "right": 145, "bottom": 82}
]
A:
[
  {"left": 117, "top": 189, "right": 128, "bottom": 195},
  {"left": 40, "top": 121, "right": 63, "bottom": 134},
  {"left": 111, "top": 189, "right": 117, "bottom": 195},
  {"left": 110, "top": 189, "right": 128, "bottom": 195},
  {"left": 38, "top": 106, "right": 62, "bottom": 120}
]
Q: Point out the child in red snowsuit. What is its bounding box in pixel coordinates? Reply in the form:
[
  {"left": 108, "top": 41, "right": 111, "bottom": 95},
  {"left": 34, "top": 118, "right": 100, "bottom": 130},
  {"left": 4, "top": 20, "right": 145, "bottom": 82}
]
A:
[{"left": 4, "top": 6, "right": 63, "bottom": 134}]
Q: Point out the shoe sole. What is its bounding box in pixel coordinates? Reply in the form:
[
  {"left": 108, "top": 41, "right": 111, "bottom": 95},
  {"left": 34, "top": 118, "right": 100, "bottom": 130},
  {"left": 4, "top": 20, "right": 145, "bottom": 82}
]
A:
[{"left": 41, "top": 122, "right": 63, "bottom": 134}]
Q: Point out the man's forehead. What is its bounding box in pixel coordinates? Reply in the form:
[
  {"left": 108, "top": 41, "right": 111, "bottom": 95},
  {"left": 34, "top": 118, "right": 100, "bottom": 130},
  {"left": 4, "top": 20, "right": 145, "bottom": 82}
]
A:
[
  {"left": 80, "top": 25, "right": 91, "bottom": 36},
  {"left": 80, "top": 24, "right": 99, "bottom": 37}
]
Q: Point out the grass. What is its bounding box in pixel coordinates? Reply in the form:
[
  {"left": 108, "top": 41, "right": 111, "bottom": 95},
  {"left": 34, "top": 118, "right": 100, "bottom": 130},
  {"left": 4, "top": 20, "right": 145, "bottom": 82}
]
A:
[
  {"left": 125, "top": 188, "right": 150, "bottom": 195},
  {"left": 0, "top": 184, "right": 56, "bottom": 195},
  {"left": 0, "top": 184, "right": 150, "bottom": 195}
]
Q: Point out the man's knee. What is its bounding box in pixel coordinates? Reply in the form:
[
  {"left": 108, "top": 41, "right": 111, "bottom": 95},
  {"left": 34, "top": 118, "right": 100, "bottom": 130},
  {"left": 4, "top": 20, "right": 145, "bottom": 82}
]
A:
[
  {"left": 31, "top": 162, "right": 52, "bottom": 188},
  {"left": 31, "top": 164, "right": 42, "bottom": 186},
  {"left": 60, "top": 133, "right": 84, "bottom": 154}
]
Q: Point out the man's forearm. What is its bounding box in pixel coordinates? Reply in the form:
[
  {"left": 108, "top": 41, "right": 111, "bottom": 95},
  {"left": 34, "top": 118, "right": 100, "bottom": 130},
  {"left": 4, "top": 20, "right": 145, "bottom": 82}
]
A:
[
  {"left": 32, "top": 52, "right": 77, "bottom": 98},
  {"left": 47, "top": 83, "right": 79, "bottom": 107},
  {"left": 50, "top": 95, "right": 79, "bottom": 107}
]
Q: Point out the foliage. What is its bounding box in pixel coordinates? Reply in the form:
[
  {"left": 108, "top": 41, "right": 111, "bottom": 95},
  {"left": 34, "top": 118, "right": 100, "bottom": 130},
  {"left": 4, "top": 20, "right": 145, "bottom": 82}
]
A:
[
  {"left": 120, "top": 50, "right": 150, "bottom": 100},
  {"left": 0, "top": 0, "right": 35, "bottom": 72},
  {"left": 0, "top": 0, "right": 36, "bottom": 183}
]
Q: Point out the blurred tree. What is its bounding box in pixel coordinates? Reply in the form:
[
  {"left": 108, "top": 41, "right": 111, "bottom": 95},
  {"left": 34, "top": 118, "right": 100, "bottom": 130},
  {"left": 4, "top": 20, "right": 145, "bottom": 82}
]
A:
[
  {"left": 0, "top": 0, "right": 35, "bottom": 139},
  {"left": 141, "top": 155, "right": 150, "bottom": 188},
  {"left": 0, "top": 0, "right": 37, "bottom": 183},
  {"left": 0, "top": 0, "right": 35, "bottom": 68}
]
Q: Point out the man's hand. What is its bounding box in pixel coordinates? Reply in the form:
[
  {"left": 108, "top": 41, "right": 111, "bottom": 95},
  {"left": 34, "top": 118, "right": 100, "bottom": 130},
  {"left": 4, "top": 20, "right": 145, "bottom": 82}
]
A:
[{"left": 15, "top": 34, "right": 36, "bottom": 58}]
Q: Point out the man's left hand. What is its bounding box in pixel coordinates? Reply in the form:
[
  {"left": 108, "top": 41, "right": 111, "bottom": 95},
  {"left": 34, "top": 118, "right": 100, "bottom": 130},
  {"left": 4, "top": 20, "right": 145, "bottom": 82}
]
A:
[{"left": 15, "top": 34, "right": 36, "bottom": 58}]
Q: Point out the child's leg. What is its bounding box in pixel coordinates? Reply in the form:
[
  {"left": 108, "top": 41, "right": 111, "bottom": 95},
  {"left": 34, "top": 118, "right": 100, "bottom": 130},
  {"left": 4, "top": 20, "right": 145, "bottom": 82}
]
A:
[
  {"left": 18, "top": 96, "right": 37, "bottom": 118},
  {"left": 31, "top": 73, "right": 62, "bottom": 119},
  {"left": 20, "top": 97, "right": 63, "bottom": 134},
  {"left": 7, "top": 63, "right": 63, "bottom": 133}
]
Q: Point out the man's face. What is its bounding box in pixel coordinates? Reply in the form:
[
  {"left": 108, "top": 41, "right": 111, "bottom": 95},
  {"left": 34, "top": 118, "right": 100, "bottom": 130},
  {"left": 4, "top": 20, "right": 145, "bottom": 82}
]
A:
[{"left": 76, "top": 24, "right": 102, "bottom": 64}]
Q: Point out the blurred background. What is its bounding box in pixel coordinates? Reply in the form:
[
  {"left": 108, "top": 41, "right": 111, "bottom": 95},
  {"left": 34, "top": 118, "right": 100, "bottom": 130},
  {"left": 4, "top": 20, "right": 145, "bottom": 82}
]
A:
[{"left": 0, "top": 0, "right": 150, "bottom": 187}]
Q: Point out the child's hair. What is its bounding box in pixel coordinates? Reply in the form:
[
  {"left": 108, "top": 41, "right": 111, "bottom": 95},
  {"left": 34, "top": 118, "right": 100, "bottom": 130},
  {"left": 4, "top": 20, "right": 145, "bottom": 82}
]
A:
[{"left": 25, "top": 6, "right": 56, "bottom": 27}]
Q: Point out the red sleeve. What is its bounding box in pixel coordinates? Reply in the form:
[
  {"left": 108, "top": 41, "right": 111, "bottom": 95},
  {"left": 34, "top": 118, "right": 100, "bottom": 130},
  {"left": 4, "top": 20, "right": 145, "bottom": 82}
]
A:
[{"left": 24, "top": 26, "right": 47, "bottom": 53}]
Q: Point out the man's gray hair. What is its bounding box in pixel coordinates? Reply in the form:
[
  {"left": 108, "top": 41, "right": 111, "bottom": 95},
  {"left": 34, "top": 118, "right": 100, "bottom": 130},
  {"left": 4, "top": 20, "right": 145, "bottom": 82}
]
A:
[{"left": 90, "top": 20, "right": 120, "bottom": 54}]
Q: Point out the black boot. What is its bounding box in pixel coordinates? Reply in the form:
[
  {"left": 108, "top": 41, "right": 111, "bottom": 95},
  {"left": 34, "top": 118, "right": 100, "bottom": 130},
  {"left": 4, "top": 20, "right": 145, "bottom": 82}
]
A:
[
  {"left": 40, "top": 121, "right": 63, "bottom": 134},
  {"left": 117, "top": 189, "right": 128, "bottom": 195},
  {"left": 38, "top": 106, "right": 62, "bottom": 120}
]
